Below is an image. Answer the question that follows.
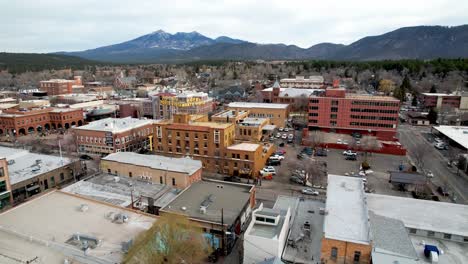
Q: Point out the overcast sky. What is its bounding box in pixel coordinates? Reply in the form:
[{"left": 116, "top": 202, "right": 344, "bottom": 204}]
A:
[{"left": 1, "top": 0, "right": 467, "bottom": 53}]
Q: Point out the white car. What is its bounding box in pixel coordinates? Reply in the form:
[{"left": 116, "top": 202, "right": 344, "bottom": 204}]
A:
[
  {"left": 426, "top": 171, "right": 434, "bottom": 178},
  {"left": 279, "top": 127, "right": 284, "bottom": 132},
  {"left": 284, "top": 128, "right": 289, "bottom": 132},
  {"left": 261, "top": 166, "right": 276, "bottom": 175},
  {"left": 343, "top": 150, "right": 357, "bottom": 156},
  {"left": 302, "top": 188, "right": 319, "bottom": 196},
  {"left": 281, "top": 134, "right": 288, "bottom": 139},
  {"left": 276, "top": 133, "right": 281, "bottom": 138},
  {"left": 337, "top": 139, "right": 343, "bottom": 144},
  {"left": 288, "top": 134, "right": 294, "bottom": 139},
  {"left": 271, "top": 155, "right": 285, "bottom": 160}
]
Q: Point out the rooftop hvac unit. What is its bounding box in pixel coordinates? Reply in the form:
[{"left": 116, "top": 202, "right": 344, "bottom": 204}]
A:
[
  {"left": 113, "top": 213, "right": 129, "bottom": 224},
  {"left": 200, "top": 206, "right": 207, "bottom": 214},
  {"left": 80, "top": 204, "right": 89, "bottom": 212},
  {"left": 114, "top": 176, "right": 120, "bottom": 183},
  {"left": 7, "top": 159, "right": 15, "bottom": 165}
]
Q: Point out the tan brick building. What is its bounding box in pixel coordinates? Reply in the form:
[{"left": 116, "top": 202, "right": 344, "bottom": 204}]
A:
[
  {"left": 100, "top": 152, "right": 202, "bottom": 189},
  {"left": 211, "top": 109, "right": 249, "bottom": 124},
  {"left": 73, "top": 117, "right": 155, "bottom": 156},
  {"left": 235, "top": 118, "right": 272, "bottom": 142},
  {"left": 153, "top": 114, "right": 275, "bottom": 178},
  {"left": 0, "top": 107, "right": 84, "bottom": 136},
  {"left": 227, "top": 102, "right": 289, "bottom": 128}
]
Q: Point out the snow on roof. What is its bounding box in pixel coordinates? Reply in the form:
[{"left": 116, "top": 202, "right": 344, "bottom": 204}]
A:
[
  {"left": 432, "top": 126, "right": 468, "bottom": 150},
  {"left": 367, "top": 193, "right": 468, "bottom": 237},
  {"left": 227, "top": 143, "right": 260, "bottom": 152},
  {"left": 0, "top": 146, "right": 71, "bottom": 185},
  {"left": 228, "top": 102, "right": 289, "bottom": 109},
  {"left": 102, "top": 152, "right": 202, "bottom": 175},
  {"left": 74, "top": 117, "right": 154, "bottom": 133},
  {"left": 324, "top": 175, "right": 370, "bottom": 244}
]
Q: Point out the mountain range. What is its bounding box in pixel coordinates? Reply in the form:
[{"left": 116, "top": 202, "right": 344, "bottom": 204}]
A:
[{"left": 58, "top": 25, "right": 468, "bottom": 63}]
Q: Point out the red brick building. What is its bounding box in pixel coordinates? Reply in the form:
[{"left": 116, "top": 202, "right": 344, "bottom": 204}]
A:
[
  {"left": 421, "top": 93, "right": 462, "bottom": 110},
  {"left": 73, "top": 117, "right": 155, "bottom": 156},
  {"left": 308, "top": 88, "right": 400, "bottom": 140},
  {"left": 39, "top": 76, "right": 82, "bottom": 95},
  {"left": 0, "top": 107, "right": 84, "bottom": 136}
]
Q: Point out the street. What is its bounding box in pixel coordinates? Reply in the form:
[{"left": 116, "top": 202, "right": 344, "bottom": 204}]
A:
[{"left": 398, "top": 124, "right": 468, "bottom": 204}]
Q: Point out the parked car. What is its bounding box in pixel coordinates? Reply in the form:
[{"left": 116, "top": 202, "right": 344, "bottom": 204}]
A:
[
  {"left": 343, "top": 150, "right": 357, "bottom": 156},
  {"left": 279, "top": 142, "right": 285, "bottom": 147},
  {"left": 284, "top": 127, "right": 289, "bottom": 132},
  {"left": 287, "top": 138, "right": 294, "bottom": 144},
  {"left": 302, "top": 188, "right": 319, "bottom": 196},
  {"left": 345, "top": 155, "right": 357, "bottom": 161},
  {"left": 297, "top": 153, "right": 305, "bottom": 159},
  {"left": 426, "top": 171, "right": 434, "bottom": 178},
  {"left": 434, "top": 137, "right": 443, "bottom": 143},
  {"left": 315, "top": 149, "right": 328, "bottom": 156},
  {"left": 337, "top": 139, "right": 343, "bottom": 144},
  {"left": 437, "top": 186, "right": 449, "bottom": 196},
  {"left": 223, "top": 176, "right": 241, "bottom": 183},
  {"left": 80, "top": 154, "right": 93, "bottom": 160},
  {"left": 352, "top": 132, "right": 362, "bottom": 139},
  {"left": 261, "top": 166, "right": 276, "bottom": 175},
  {"left": 270, "top": 155, "right": 285, "bottom": 160},
  {"left": 434, "top": 142, "right": 448, "bottom": 150},
  {"left": 267, "top": 159, "right": 281, "bottom": 166},
  {"left": 275, "top": 149, "right": 286, "bottom": 155},
  {"left": 287, "top": 134, "right": 294, "bottom": 139},
  {"left": 278, "top": 127, "right": 284, "bottom": 132},
  {"left": 276, "top": 133, "right": 281, "bottom": 138},
  {"left": 290, "top": 176, "right": 304, "bottom": 184},
  {"left": 281, "top": 134, "right": 288, "bottom": 139}
]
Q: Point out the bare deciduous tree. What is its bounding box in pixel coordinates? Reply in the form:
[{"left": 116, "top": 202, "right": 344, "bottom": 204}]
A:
[{"left": 360, "top": 135, "right": 381, "bottom": 162}]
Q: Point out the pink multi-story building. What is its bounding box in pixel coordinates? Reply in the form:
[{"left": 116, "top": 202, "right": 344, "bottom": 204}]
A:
[{"left": 308, "top": 88, "right": 400, "bottom": 140}]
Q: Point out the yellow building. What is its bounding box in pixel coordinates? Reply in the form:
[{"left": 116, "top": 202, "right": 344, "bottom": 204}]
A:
[
  {"left": 227, "top": 102, "right": 289, "bottom": 127},
  {"left": 211, "top": 109, "right": 249, "bottom": 124},
  {"left": 236, "top": 118, "right": 272, "bottom": 142},
  {"left": 153, "top": 113, "right": 275, "bottom": 178}
]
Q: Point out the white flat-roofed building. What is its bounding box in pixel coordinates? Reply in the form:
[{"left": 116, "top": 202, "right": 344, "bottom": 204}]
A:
[
  {"left": 227, "top": 142, "right": 261, "bottom": 152},
  {"left": 367, "top": 193, "right": 468, "bottom": 243},
  {"left": 324, "top": 174, "right": 370, "bottom": 244},
  {"left": 0, "top": 146, "right": 76, "bottom": 203},
  {"left": 243, "top": 203, "right": 291, "bottom": 263},
  {"left": 75, "top": 117, "right": 154, "bottom": 133},
  {"left": 280, "top": 75, "right": 324, "bottom": 88},
  {"left": 432, "top": 125, "right": 468, "bottom": 150},
  {"left": 0, "top": 190, "right": 156, "bottom": 264}
]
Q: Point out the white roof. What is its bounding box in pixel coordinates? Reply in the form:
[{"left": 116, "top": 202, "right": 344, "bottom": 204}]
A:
[
  {"left": 367, "top": 193, "right": 468, "bottom": 237},
  {"left": 0, "top": 146, "right": 71, "bottom": 185},
  {"left": 422, "top": 93, "right": 460, "bottom": 97},
  {"left": 74, "top": 117, "right": 154, "bottom": 133},
  {"left": 0, "top": 191, "right": 155, "bottom": 264},
  {"left": 262, "top": 87, "right": 322, "bottom": 97},
  {"left": 280, "top": 75, "right": 324, "bottom": 83},
  {"left": 228, "top": 102, "right": 289, "bottom": 109},
  {"left": 432, "top": 126, "right": 468, "bottom": 150},
  {"left": 102, "top": 152, "right": 202, "bottom": 175},
  {"left": 324, "top": 175, "right": 370, "bottom": 244},
  {"left": 227, "top": 143, "right": 260, "bottom": 152}
]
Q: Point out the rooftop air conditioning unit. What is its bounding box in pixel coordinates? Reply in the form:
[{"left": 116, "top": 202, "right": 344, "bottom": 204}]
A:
[
  {"left": 80, "top": 204, "right": 89, "bottom": 212},
  {"left": 200, "top": 206, "right": 207, "bottom": 214}
]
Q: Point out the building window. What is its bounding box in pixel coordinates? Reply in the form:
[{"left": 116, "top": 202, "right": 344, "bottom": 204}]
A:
[
  {"left": 330, "top": 121, "right": 337, "bottom": 126},
  {"left": 160, "top": 176, "right": 163, "bottom": 184},
  {"left": 0, "top": 167, "right": 4, "bottom": 177},
  {"left": 129, "top": 172, "right": 132, "bottom": 177},
  {"left": 172, "top": 178, "right": 176, "bottom": 186},
  {"left": 331, "top": 100, "right": 339, "bottom": 106},
  {"left": 331, "top": 107, "right": 338, "bottom": 112},
  {"left": 354, "top": 251, "right": 361, "bottom": 263},
  {"left": 444, "top": 233, "right": 452, "bottom": 239},
  {"left": 409, "top": 228, "right": 417, "bottom": 234},
  {"left": 331, "top": 247, "right": 338, "bottom": 259},
  {"left": 60, "top": 173, "right": 64, "bottom": 181},
  {"left": 245, "top": 155, "right": 249, "bottom": 160},
  {"left": 107, "top": 169, "right": 111, "bottom": 174},
  {"left": 427, "top": 231, "right": 435, "bottom": 237},
  {"left": 330, "top": 114, "right": 337, "bottom": 119}
]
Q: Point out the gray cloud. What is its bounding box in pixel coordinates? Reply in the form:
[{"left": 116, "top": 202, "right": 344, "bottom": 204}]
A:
[{"left": 1, "top": 0, "right": 467, "bottom": 52}]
